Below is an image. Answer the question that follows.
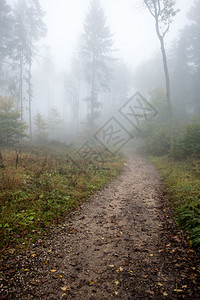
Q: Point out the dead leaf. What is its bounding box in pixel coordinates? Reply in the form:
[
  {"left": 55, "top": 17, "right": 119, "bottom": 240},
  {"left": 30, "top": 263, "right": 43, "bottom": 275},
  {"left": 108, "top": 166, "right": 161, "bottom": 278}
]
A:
[
  {"left": 114, "top": 280, "right": 119, "bottom": 285},
  {"left": 61, "top": 286, "right": 70, "bottom": 292},
  {"left": 89, "top": 280, "right": 97, "bottom": 285},
  {"left": 163, "top": 292, "right": 168, "bottom": 296},
  {"left": 157, "top": 282, "right": 163, "bottom": 286},
  {"left": 50, "top": 269, "right": 57, "bottom": 273},
  {"left": 142, "top": 275, "right": 148, "bottom": 279},
  {"left": 114, "top": 291, "right": 118, "bottom": 295},
  {"left": 109, "top": 265, "right": 114, "bottom": 268},
  {"left": 174, "top": 289, "right": 183, "bottom": 292},
  {"left": 32, "top": 254, "right": 36, "bottom": 257}
]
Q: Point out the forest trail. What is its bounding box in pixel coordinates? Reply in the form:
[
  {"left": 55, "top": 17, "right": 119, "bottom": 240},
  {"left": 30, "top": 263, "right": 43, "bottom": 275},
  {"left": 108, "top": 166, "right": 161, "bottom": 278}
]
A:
[{"left": 1, "top": 154, "right": 199, "bottom": 299}]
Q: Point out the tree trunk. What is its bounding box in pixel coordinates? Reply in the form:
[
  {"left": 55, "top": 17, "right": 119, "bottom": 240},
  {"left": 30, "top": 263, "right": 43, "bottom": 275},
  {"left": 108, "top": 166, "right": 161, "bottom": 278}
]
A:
[
  {"left": 19, "top": 53, "right": 23, "bottom": 124},
  {"left": 91, "top": 54, "right": 95, "bottom": 128},
  {"left": 28, "top": 61, "right": 32, "bottom": 140},
  {"left": 159, "top": 36, "right": 174, "bottom": 154}
]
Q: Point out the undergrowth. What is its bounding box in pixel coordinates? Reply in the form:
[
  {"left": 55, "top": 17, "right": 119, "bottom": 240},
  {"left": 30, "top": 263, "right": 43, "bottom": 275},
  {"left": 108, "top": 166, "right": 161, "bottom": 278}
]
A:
[
  {"left": 0, "top": 144, "right": 124, "bottom": 251},
  {"left": 151, "top": 157, "right": 200, "bottom": 251}
]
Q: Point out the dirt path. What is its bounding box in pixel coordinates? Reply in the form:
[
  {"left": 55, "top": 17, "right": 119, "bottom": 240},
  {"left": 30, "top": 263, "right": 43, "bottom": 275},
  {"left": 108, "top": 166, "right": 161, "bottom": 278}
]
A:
[{"left": 1, "top": 154, "right": 199, "bottom": 299}]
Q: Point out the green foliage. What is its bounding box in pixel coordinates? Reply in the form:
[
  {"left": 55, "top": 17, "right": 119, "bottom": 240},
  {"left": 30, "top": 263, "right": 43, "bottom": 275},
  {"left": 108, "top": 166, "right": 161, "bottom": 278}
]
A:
[
  {"left": 152, "top": 157, "right": 200, "bottom": 251},
  {"left": 34, "top": 112, "right": 48, "bottom": 142},
  {"left": 0, "top": 145, "right": 124, "bottom": 249},
  {"left": 0, "top": 96, "right": 27, "bottom": 145}
]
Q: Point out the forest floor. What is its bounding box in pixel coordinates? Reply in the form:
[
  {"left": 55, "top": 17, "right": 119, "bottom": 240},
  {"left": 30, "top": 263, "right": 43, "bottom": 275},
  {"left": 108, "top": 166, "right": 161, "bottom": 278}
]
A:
[{"left": 0, "top": 154, "right": 200, "bottom": 299}]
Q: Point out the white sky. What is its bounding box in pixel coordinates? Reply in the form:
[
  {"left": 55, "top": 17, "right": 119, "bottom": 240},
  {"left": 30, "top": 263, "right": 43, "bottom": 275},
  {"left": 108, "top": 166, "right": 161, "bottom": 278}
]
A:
[{"left": 39, "top": 0, "right": 194, "bottom": 71}]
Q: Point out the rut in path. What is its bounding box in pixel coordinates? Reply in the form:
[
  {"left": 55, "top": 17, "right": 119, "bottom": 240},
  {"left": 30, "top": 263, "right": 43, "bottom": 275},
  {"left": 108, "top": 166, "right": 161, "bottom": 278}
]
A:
[{"left": 2, "top": 155, "right": 199, "bottom": 299}]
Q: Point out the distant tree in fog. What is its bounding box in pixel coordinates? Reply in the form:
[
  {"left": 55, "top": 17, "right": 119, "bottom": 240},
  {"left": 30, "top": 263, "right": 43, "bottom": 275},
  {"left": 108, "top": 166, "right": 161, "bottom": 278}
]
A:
[
  {"left": 34, "top": 111, "right": 48, "bottom": 142},
  {"left": 0, "top": 0, "right": 13, "bottom": 87},
  {"left": 10, "top": 0, "right": 46, "bottom": 138},
  {"left": 185, "top": 0, "right": 200, "bottom": 115},
  {"left": 81, "top": 0, "right": 114, "bottom": 128},
  {"left": 143, "top": 0, "right": 179, "bottom": 155}
]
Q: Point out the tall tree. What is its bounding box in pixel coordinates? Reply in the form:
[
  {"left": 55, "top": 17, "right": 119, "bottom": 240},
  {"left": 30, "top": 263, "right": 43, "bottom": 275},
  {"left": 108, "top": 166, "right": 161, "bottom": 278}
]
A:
[
  {"left": 81, "top": 0, "right": 114, "bottom": 127},
  {"left": 186, "top": 0, "right": 200, "bottom": 114},
  {"left": 143, "top": 0, "right": 179, "bottom": 154},
  {"left": 0, "top": 0, "right": 13, "bottom": 87},
  {"left": 26, "top": 0, "right": 46, "bottom": 139}
]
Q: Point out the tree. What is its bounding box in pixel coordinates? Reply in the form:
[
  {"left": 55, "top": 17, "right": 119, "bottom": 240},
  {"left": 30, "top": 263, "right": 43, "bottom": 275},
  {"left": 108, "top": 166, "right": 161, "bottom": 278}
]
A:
[
  {"left": 34, "top": 112, "right": 48, "bottom": 142},
  {"left": 11, "top": 0, "right": 46, "bottom": 137},
  {"left": 143, "top": 0, "right": 179, "bottom": 154},
  {"left": 0, "top": 97, "right": 27, "bottom": 145},
  {"left": 81, "top": 0, "right": 114, "bottom": 127},
  {"left": 185, "top": 0, "right": 200, "bottom": 115},
  {"left": 26, "top": 0, "right": 47, "bottom": 139},
  {"left": 0, "top": 0, "right": 13, "bottom": 88}
]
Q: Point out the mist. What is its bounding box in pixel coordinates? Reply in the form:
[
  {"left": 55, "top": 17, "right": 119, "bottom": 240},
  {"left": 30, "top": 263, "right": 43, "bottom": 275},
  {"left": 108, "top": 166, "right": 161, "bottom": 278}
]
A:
[{"left": 0, "top": 0, "right": 199, "bottom": 145}]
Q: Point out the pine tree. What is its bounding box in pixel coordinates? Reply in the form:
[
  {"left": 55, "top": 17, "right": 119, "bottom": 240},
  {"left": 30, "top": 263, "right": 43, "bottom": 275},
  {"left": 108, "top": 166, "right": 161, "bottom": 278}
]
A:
[
  {"left": 0, "top": 96, "right": 27, "bottom": 145},
  {"left": 34, "top": 112, "right": 48, "bottom": 142},
  {"left": 81, "top": 0, "right": 114, "bottom": 127}
]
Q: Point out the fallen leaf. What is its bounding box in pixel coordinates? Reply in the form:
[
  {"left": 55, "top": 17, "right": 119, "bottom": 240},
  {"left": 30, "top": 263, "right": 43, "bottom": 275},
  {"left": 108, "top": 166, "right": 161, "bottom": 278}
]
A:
[
  {"left": 59, "top": 275, "right": 63, "bottom": 278},
  {"left": 150, "top": 254, "right": 154, "bottom": 257},
  {"left": 157, "top": 282, "right": 163, "bottom": 286},
  {"left": 174, "top": 289, "right": 183, "bottom": 292},
  {"left": 115, "top": 291, "right": 118, "bottom": 295},
  {"left": 24, "top": 269, "right": 29, "bottom": 272},
  {"left": 32, "top": 254, "right": 36, "bottom": 257},
  {"left": 114, "top": 280, "right": 119, "bottom": 285},
  {"left": 182, "top": 285, "right": 187, "bottom": 288},
  {"left": 61, "top": 286, "right": 70, "bottom": 292},
  {"left": 50, "top": 269, "right": 57, "bottom": 273},
  {"left": 89, "top": 280, "right": 97, "bottom": 285},
  {"left": 109, "top": 265, "right": 114, "bottom": 268},
  {"left": 142, "top": 275, "right": 148, "bottom": 279},
  {"left": 130, "top": 270, "right": 133, "bottom": 273},
  {"left": 163, "top": 292, "right": 168, "bottom": 296}
]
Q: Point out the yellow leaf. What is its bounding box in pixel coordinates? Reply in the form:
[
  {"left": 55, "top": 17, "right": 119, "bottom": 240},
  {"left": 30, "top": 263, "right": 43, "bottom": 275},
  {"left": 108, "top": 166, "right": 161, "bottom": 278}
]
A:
[
  {"left": 50, "top": 269, "right": 57, "bottom": 273},
  {"left": 163, "top": 292, "right": 168, "bottom": 296},
  {"left": 149, "top": 254, "right": 154, "bottom": 257},
  {"left": 59, "top": 275, "right": 63, "bottom": 278},
  {"left": 24, "top": 268, "right": 29, "bottom": 271},
  {"left": 47, "top": 250, "right": 52, "bottom": 253},
  {"left": 130, "top": 270, "right": 133, "bottom": 273},
  {"left": 157, "top": 282, "right": 163, "bottom": 286},
  {"left": 32, "top": 254, "right": 36, "bottom": 257},
  {"left": 61, "top": 287, "right": 67, "bottom": 292},
  {"left": 182, "top": 285, "right": 187, "bottom": 288},
  {"left": 115, "top": 291, "right": 118, "bottom": 295},
  {"left": 67, "top": 250, "right": 71, "bottom": 253},
  {"left": 89, "top": 280, "right": 96, "bottom": 285},
  {"left": 174, "top": 289, "right": 183, "bottom": 292},
  {"left": 114, "top": 280, "right": 119, "bottom": 285},
  {"left": 109, "top": 265, "right": 114, "bottom": 268}
]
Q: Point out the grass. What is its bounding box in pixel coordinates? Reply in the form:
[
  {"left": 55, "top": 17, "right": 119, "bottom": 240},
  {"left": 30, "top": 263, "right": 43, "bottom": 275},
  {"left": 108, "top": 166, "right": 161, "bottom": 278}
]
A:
[
  {"left": 151, "top": 156, "right": 200, "bottom": 251},
  {"left": 0, "top": 144, "right": 124, "bottom": 251}
]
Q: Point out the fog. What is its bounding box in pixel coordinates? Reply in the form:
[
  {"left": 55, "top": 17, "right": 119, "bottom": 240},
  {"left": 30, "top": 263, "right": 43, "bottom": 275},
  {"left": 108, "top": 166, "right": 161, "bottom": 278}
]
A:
[{"left": 0, "top": 0, "right": 199, "bottom": 146}]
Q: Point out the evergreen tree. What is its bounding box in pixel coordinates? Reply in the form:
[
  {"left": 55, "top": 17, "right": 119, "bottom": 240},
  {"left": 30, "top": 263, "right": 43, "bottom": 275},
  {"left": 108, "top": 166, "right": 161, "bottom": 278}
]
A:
[
  {"left": 81, "top": 0, "right": 114, "bottom": 127},
  {"left": 0, "top": 96, "right": 27, "bottom": 145},
  {"left": 34, "top": 112, "right": 48, "bottom": 142}
]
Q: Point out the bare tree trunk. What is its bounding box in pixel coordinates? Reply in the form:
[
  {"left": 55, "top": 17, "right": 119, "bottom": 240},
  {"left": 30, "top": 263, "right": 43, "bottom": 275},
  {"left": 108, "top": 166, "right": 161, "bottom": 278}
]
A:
[
  {"left": 19, "top": 53, "right": 23, "bottom": 124},
  {"left": 91, "top": 53, "right": 95, "bottom": 128},
  {"left": 154, "top": 17, "right": 174, "bottom": 155},
  {"left": 28, "top": 61, "right": 32, "bottom": 140}
]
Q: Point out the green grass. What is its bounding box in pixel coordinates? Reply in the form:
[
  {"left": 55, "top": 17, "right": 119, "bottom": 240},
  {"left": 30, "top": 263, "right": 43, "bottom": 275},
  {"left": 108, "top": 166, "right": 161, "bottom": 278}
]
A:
[
  {"left": 151, "top": 156, "right": 200, "bottom": 251},
  {"left": 0, "top": 145, "right": 124, "bottom": 251}
]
